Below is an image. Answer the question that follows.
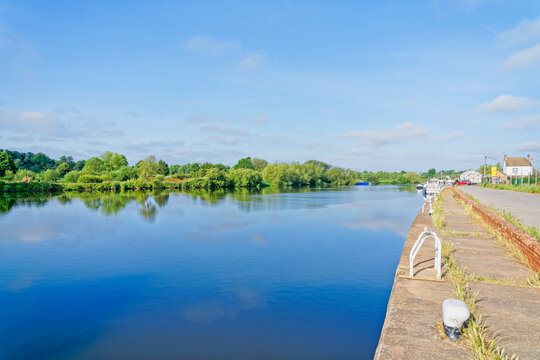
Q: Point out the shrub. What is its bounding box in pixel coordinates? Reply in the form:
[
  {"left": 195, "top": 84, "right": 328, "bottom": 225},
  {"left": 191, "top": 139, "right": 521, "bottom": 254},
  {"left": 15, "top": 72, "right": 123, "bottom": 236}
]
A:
[
  {"left": 64, "top": 171, "right": 81, "bottom": 183},
  {"left": 13, "top": 169, "right": 38, "bottom": 182},
  {"left": 1, "top": 170, "right": 15, "bottom": 181},
  {"left": 228, "top": 168, "right": 263, "bottom": 188},
  {"left": 39, "top": 169, "right": 61, "bottom": 182},
  {"left": 78, "top": 174, "right": 103, "bottom": 183}
]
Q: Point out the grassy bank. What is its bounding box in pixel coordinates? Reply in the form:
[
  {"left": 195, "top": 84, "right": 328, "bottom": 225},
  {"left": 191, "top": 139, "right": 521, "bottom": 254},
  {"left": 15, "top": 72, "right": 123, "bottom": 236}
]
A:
[
  {"left": 0, "top": 177, "right": 361, "bottom": 194},
  {"left": 0, "top": 178, "right": 245, "bottom": 193},
  {"left": 480, "top": 183, "right": 540, "bottom": 194}
]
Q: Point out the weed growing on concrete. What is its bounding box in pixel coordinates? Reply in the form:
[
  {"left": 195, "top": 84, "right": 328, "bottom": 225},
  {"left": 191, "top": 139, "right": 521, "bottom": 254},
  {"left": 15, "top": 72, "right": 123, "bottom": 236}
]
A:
[
  {"left": 521, "top": 271, "right": 540, "bottom": 288},
  {"left": 442, "top": 231, "right": 470, "bottom": 237},
  {"left": 432, "top": 193, "right": 446, "bottom": 229}
]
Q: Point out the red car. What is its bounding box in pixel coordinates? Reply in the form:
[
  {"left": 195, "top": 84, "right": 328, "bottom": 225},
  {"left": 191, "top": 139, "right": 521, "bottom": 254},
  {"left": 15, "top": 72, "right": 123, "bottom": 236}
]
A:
[{"left": 455, "top": 180, "right": 471, "bottom": 185}]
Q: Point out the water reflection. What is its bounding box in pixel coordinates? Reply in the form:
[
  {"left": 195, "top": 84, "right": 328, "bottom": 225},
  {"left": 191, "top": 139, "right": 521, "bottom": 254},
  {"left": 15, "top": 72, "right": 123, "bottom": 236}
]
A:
[
  {"left": 184, "top": 288, "right": 265, "bottom": 324},
  {"left": 0, "top": 185, "right": 423, "bottom": 359},
  {"left": 1, "top": 185, "right": 417, "bottom": 219}
]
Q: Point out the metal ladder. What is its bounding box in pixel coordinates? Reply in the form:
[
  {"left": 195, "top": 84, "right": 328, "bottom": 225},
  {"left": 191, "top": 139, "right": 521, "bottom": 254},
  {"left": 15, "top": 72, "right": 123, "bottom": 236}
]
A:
[{"left": 409, "top": 227, "right": 442, "bottom": 280}]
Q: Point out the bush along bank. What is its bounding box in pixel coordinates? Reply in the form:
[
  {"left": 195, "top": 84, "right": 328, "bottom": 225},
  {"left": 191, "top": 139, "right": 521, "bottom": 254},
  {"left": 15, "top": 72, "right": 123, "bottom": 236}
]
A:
[
  {"left": 0, "top": 178, "right": 239, "bottom": 193},
  {"left": 0, "top": 180, "right": 62, "bottom": 193}
]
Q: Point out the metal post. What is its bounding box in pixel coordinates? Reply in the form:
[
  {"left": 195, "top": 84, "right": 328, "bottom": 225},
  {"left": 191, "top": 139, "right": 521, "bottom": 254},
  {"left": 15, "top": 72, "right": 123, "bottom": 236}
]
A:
[{"left": 482, "top": 155, "right": 487, "bottom": 182}]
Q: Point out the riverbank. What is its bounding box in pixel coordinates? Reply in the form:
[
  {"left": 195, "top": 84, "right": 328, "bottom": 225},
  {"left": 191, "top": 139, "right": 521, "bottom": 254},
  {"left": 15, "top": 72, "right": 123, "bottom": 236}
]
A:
[
  {"left": 375, "top": 188, "right": 540, "bottom": 359},
  {"left": 0, "top": 179, "right": 256, "bottom": 193}
]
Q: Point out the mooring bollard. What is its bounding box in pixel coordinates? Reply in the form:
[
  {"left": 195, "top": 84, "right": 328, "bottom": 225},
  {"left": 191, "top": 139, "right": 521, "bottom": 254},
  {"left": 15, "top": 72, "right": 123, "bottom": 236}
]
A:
[{"left": 442, "top": 299, "right": 470, "bottom": 340}]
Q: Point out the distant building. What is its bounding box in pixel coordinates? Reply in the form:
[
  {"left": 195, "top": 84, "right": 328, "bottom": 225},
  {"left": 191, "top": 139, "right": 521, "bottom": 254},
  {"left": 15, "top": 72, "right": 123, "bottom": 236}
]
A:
[
  {"left": 503, "top": 154, "right": 533, "bottom": 178},
  {"left": 459, "top": 170, "right": 483, "bottom": 184},
  {"left": 492, "top": 170, "right": 509, "bottom": 184}
]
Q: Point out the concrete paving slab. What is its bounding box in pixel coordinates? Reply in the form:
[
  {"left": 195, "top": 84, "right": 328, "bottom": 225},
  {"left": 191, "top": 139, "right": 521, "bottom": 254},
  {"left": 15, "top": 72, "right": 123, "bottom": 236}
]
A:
[
  {"left": 375, "top": 277, "right": 470, "bottom": 360},
  {"left": 469, "top": 281, "right": 540, "bottom": 360},
  {"left": 442, "top": 191, "right": 534, "bottom": 281}
]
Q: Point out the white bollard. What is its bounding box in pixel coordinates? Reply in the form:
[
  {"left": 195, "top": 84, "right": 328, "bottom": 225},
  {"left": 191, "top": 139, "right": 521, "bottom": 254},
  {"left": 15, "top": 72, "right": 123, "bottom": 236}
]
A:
[{"left": 442, "top": 299, "right": 470, "bottom": 340}]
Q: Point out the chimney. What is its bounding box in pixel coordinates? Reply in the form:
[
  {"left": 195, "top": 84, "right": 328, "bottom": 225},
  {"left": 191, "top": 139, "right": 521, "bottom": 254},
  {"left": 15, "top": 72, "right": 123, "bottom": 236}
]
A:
[
  {"left": 528, "top": 154, "right": 531, "bottom": 161},
  {"left": 504, "top": 154, "right": 507, "bottom": 164}
]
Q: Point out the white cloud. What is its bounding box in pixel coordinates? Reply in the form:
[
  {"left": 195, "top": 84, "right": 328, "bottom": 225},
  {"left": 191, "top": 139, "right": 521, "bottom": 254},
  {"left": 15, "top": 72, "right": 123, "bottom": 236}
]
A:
[
  {"left": 435, "top": 131, "right": 464, "bottom": 142},
  {"left": 250, "top": 114, "right": 268, "bottom": 125},
  {"left": 498, "top": 17, "right": 540, "bottom": 45},
  {"left": 517, "top": 141, "right": 540, "bottom": 151},
  {"left": 502, "top": 115, "right": 540, "bottom": 130},
  {"left": 341, "top": 122, "right": 430, "bottom": 146},
  {"left": 502, "top": 43, "right": 540, "bottom": 70},
  {"left": 125, "top": 140, "right": 186, "bottom": 153},
  {"left": 0, "top": 110, "right": 125, "bottom": 139},
  {"left": 199, "top": 125, "right": 252, "bottom": 136},
  {"left": 478, "top": 95, "right": 540, "bottom": 112},
  {"left": 184, "top": 113, "right": 225, "bottom": 124},
  {"left": 185, "top": 35, "right": 267, "bottom": 70},
  {"left": 237, "top": 50, "right": 268, "bottom": 70}
]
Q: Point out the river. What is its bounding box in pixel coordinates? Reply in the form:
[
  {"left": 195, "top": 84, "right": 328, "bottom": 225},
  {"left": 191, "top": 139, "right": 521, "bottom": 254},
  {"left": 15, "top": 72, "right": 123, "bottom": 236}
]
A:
[{"left": 0, "top": 186, "right": 422, "bottom": 359}]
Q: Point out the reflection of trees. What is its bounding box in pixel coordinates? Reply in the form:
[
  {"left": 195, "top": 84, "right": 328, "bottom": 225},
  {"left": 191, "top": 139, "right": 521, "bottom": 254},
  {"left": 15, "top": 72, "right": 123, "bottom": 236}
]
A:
[
  {"left": 0, "top": 185, "right": 417, "bottom": 218},
  {"left": 67, "top": 193, "right": 136, "bottom": 215},
  {"left": 0, "top": 194, "right": 53, "bottom": 215},
  {"left": 139, "top": 201, "right": 157, "bottom": 222},
  {"left": 153, "top": 192, "right": 169, "bottom": 207}
]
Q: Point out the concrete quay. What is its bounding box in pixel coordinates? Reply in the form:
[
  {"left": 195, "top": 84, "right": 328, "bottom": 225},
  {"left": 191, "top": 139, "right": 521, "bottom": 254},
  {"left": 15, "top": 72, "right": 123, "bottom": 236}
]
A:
[{"left": 374, "top": 189, "right": 540, "bottom": 359}]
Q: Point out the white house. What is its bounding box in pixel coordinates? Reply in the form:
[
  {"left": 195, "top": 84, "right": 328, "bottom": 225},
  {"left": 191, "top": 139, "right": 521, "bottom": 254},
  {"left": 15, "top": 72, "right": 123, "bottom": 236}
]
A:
[
  {"left": 459, "top": 170, "right": 483, "bottom": 184},
  {"left": 503, "top": 154, "right": 533, "bottom": 177}
]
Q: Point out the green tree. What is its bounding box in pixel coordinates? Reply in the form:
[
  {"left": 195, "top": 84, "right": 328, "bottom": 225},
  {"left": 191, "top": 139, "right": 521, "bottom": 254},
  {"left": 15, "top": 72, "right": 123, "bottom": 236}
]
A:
[
  {"left": 56, "top": 162, "right": 71, "bottom": 176},
  {"left": 426, "top": 168, "right": 437, "bottom": 178},
  {"left": 0, "top": 151, "right": 16, "bottom": 177},
  {"left": 39, "top": 169, "right": 61, "bottom": 182},
  {"left": 169, "top": 164, "right": 180, "bottom": 174},
  {"left": 304, "top": 160, "right": 331, "bottom": 171},
  {"left": 189, "top": 163, "right": 201, "bottom": 173},
  {"left": 233, "top": 157, "right": 254, "bottom": 170},
  {"left": 156, "top": 160, "right": 169, "bottom": 175},
  {"left": 82, "top": 157, "right": 104, "bottom": 174},
  {"left": 136, "top": 156, "right": 158, "bottom": 178},
  {"left": 252, "top": 158, "right": 268, "bottom": 172},
  {"left": 229, "top": 168, "right": 263, "bottom": 187},
  {"left": 13, "top": 169, "right": 37, "bottom": 181},
  {"left": 57, "top": 155, "right": 75, "bottom": 169},
  {"left": 73, "top": 160, "right": 86, "bottom": 171},
  {"left": 101, "top": 151, "right": 128, "bottom": 171},
  {"left": 64, "top": 171, "right": 81, "bottom": 183},
  {"left": 262, "top": 163, "right": 294, "bottom": 186},
  {"left": 29, "top": 152, "right": 55, "bottom": 172}
]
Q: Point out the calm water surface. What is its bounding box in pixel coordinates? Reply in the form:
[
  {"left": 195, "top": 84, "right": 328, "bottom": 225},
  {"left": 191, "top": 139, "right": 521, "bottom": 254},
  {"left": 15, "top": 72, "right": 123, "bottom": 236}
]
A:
[{"left": 0, "top": 186, "right": 422, "bottom": 359}]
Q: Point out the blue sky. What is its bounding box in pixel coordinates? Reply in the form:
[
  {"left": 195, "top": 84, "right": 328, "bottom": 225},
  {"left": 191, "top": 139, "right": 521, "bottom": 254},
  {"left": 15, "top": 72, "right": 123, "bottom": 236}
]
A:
[{"left": 1, "top": 0, "right": 539, "bottom": 171}]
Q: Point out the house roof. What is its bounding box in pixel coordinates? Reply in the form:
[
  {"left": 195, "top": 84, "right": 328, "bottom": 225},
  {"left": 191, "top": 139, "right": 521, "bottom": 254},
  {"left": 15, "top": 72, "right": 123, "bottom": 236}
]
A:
[{"left": 505, "top": 157, "right": 532, "bottom": 166}]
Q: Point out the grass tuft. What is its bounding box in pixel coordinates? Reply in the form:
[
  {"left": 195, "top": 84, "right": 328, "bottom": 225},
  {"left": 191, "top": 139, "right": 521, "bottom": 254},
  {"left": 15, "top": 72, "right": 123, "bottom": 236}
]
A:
[
  {"left": 432, "top": 193, "right": 446, "bottom": 229},
  {"left": 441, "top": 238, "right": 516, "bottom": 359}
]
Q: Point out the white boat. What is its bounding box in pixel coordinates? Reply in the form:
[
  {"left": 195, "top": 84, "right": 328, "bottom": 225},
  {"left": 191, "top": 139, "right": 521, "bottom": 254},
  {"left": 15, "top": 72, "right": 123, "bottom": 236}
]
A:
[
  {"left": 416, "top": 183, "right": 424, "bottom": 191},
  {"left": 424, "top": 179, "right": 446, "bottom": 195}
]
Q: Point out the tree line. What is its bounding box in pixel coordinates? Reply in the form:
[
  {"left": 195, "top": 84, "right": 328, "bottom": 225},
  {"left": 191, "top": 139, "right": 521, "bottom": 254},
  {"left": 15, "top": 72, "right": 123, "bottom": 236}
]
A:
[
  {"left": 0, "top": 149, "right": 440, "bottom": 191},
  {"left": 0, "top": 150, "right": 362, "bottom": 189}
]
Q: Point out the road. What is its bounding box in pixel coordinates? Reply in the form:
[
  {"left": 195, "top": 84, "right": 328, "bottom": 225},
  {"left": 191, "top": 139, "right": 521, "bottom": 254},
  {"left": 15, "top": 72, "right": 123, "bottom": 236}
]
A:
[{"left": 459, "top": 186, "right": 540, "bottom": 229}]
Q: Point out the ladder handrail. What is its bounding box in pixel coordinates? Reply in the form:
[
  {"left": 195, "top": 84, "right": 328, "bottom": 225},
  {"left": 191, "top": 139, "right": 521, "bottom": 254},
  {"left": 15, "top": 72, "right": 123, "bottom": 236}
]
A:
[{"left": 409, "top": 227, "right": 442, "bottom": 280}]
